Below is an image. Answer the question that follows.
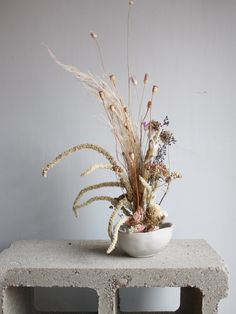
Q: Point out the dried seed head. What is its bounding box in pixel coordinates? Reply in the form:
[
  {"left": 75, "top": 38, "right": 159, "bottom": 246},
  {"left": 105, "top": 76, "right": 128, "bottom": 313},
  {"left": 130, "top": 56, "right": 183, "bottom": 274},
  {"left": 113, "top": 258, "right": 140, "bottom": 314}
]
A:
[
  {"left": 90, "top": 32, "right": 97, "bottom": 39},
  {"left": 171, "top": 171, "right": 182, "bottom": 179},
  {"left": 147, "top": 100, "right": 152, "bottom": 109},
  {"left": 129, "top": 152, "right": 135, "bottom": 160},
  {"left": 144, "top": 73, "right": 148, "bottom": 84},
  {"left": 124, "top": 123, "right": 129, "bottom": 130},
  {"left": 112, "top": 165, "right": 123, "bottom": 173},
  {"left": 109, "top": 74, "right": 116, "bottom": 85},
  {"left": 130, "top": 76, "right": 138, "bottom": 86},
  {"left": 99, "top": 91, "right": 105, "bottom": 100},
  {"left": 129, "top": 0, "right": 134, "bottom": 5},
  {"left": 109, "top": 104, "right": 115, "bottom": 112},
  {"left": 123, "top": 106, "right": 128, "bottom": 113},
  {"left": 152, "top": 85, "right": 159, "bottom": 94}
]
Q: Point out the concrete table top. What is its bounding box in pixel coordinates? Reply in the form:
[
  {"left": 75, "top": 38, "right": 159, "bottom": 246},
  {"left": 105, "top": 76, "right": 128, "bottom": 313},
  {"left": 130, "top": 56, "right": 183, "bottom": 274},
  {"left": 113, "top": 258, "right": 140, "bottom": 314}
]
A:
[{"left": 0, "top": 239, "right": 229, "bottom": 314}]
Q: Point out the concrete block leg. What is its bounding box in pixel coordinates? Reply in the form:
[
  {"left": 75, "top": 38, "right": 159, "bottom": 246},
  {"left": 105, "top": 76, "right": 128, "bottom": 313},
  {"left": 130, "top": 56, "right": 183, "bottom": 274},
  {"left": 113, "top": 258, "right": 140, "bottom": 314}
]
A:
[
  {"left": 202, "top": 295, "right": 221, "bottom": 314},
  {"left": 98, "top": 289, "right": 120, "bottom": 314},
  {"left": 2, "top": 287, "right": 33, "bottom": 314},
  {"left": 176, "top": 287, "right": 202, "bottom": 314}
]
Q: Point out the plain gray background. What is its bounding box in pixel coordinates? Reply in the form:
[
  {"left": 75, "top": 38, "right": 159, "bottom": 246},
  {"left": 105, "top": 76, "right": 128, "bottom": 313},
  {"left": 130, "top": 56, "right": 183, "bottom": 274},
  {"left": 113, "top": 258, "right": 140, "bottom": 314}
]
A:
[{"left": 0, "top": 0, "right": 235, "bottom": 312}]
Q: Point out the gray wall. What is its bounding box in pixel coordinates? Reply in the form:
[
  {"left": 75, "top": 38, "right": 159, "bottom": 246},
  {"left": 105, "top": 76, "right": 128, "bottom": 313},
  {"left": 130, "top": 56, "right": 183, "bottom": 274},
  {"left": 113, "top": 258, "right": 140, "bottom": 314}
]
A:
[{"left": 0, "top": 0, "right": 235, "bottom": 312}]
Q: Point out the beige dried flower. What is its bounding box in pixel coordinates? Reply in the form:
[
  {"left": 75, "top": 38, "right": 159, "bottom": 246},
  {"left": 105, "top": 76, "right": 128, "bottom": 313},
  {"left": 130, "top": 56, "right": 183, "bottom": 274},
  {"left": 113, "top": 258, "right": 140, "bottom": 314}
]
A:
[
  {"left": 109, "top": 74, "right": 116, "bottom": 86},
  {"left": 152, "top": 85, "right": 159, "bottom": 94},
  {"left": 171, "top": 171, "right": 182, "bottom": 179},
  {"left": 144, "top": 73, "right": 148, "bottom": 84},
  {"left": 129, "top": 152, "right": 135, "bottom": 161},
  {"left": 130, "top": 76, "right": 138, "bottom": 86},
  {"left": 147, "top": 100, "right": 152, "bottom": 109},
  {"left": 99, "top": 90, "right": 105, "bottom": 100}
]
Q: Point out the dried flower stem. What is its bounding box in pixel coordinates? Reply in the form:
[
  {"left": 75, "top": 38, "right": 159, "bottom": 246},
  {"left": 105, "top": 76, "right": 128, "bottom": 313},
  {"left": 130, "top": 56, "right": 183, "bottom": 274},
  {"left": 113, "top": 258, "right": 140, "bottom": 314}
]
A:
[
  {"left": 81, "top": 163, "right": 113, "bottom": 176},
  {"left": 108, "top": 204, "right": 122, "bottom": 239},
  {"left": 42, "top": 143, "right": 118, "bottom": 178},
  {"left": 90, "top": 32, "right": 106, "bottom": 74},
  {"left": 73, "top": 181, "right": 123, "bottom": 217},
  {"left": 107, "top": 215, "right": 128, "bottom": 254},
  {"left": 73, "top": 196, "right": 114, "bottom": 213},
  {"left": 127, "top": 1, "right": 133, "bottom": 107},
  {"left": 159, "top": 182, "right": 170, "bottom": 205}
]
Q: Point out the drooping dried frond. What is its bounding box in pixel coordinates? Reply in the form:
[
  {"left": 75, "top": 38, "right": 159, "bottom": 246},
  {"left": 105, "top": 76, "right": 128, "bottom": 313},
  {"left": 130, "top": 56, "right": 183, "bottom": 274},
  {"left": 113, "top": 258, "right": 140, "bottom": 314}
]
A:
[
  {"left": 73, "top": 181, "right": 124, "bottom": 217},
  {"left": 108, "top": 205, "right": 121, "bottom": 239},
  {"left": 107, "top": 215, "right": 128, "bottom": 254},
  {"left": 42, "top": 143, "right": 118, "bottom": 177},
  {"left": 139, "top": 175, "right": 152, "bottom": 195},
  {"left": 107, "top": 195, "right": 131, "bottom": 239},
  {"left": 80, "top": 162, "right": 133, "bottom": 202},
  {"left": 118, "top": 173, "right": 133, "bottom": 201},
  {"left": 73, "top": 195, "right": 114, "bottom": 216},
  {"left": 80, "top": 163, "right": 113, "bottom": 176}
]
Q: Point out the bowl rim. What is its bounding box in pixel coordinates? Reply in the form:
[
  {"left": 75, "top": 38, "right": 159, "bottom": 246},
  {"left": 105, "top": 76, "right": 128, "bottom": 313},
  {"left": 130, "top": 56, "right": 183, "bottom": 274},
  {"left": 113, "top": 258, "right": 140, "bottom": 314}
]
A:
[{"left": 119, "top": 222, "right": 173, "bottom": 235}]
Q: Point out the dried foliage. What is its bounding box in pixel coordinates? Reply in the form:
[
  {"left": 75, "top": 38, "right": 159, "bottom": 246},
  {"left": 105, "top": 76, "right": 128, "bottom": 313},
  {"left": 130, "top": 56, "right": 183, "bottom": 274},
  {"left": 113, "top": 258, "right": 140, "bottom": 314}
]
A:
[{"left": 42, "top": 2, "right": 181, "bottom": 254}]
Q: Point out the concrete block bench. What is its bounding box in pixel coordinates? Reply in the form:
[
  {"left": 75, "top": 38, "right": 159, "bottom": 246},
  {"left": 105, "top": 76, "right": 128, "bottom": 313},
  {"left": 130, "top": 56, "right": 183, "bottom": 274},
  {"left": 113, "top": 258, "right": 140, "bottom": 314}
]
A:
[{"left": 0, "top": 239, "right": 228, "bottom": 314}]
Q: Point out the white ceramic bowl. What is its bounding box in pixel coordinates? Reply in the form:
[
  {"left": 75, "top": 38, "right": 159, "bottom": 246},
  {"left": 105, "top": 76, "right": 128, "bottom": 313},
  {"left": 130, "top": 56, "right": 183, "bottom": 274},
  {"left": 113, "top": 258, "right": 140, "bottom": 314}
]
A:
[{"left": 117, "top": 223, "right": 173, "bottom": 257}]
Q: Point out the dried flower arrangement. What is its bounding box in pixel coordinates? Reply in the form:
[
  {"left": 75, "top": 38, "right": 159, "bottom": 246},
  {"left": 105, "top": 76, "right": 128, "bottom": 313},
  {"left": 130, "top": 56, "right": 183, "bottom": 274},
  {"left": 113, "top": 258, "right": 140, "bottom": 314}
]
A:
[{"left": 42, "top": 1, "right": 181, "bottom": 254}]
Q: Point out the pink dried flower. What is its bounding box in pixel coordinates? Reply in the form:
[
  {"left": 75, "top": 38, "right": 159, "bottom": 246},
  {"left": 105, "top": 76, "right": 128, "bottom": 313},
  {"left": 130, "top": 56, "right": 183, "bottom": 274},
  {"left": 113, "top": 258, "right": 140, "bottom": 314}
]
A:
[
  {"left": 142, "top": 121, "right": 150, "bottom": 130},
  {"left": 135, "top": 224, "right": 146, "bottom": 232},
  {"left": 133, "top": 211, "right": 141, "bottom": 222}
]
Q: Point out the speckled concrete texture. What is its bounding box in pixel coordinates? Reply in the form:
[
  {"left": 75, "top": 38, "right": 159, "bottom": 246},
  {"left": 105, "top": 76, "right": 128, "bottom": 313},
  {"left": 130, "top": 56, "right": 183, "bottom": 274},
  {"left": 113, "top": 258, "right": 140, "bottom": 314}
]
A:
[{"left": 0, "top": 240, "right": 228, "bottom": 313}]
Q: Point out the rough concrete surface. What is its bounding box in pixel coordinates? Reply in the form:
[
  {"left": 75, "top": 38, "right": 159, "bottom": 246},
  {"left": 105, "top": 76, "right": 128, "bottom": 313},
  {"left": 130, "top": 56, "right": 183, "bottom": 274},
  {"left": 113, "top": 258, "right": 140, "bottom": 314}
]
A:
[{"left": 0, "top": 239, "right": 229, "bottom": 314}]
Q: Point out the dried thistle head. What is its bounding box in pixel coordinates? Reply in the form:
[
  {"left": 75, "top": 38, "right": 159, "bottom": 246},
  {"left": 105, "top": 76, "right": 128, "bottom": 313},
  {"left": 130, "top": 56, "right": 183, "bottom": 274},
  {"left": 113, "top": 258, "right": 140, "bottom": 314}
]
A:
[{"left": 160, "top": 130, "right": 176, "bottom": 145}]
